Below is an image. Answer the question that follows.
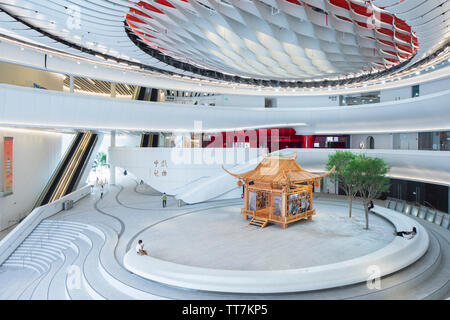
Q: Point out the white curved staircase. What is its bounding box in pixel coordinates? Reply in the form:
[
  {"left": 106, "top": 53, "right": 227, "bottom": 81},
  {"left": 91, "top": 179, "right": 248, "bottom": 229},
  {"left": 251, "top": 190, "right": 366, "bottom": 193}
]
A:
[{"left": 0, "top": 188, "right": 448, "bottom": 300}]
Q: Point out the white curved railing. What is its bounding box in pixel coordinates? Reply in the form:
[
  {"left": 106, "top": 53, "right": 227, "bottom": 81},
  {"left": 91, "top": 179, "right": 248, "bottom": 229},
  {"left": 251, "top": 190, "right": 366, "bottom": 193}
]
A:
[
  {"left": 0, "top": 186, "right": 92, "bottom": 265},
  {"left": 123, "top": 206, "right": 429, "bottom": 293}
]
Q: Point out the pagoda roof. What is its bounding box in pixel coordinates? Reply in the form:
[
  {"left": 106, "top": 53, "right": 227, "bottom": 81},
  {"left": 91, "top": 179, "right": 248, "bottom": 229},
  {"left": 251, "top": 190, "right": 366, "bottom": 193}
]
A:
[{"left": 223, "top": 153, "right": 335, "bottom": 185}]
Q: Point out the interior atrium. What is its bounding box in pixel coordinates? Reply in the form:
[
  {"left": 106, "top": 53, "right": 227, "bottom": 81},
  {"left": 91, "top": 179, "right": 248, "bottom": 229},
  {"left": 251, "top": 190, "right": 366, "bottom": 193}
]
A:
[{"left": 0, "top": 0, "right": 448, "bottom": 305}]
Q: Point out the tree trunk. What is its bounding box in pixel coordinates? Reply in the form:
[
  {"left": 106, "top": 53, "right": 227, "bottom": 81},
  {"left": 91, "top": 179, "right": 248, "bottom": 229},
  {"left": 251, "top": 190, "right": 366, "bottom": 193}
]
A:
[
  {"left": 348, "top": 195, "right": 353, "bottom": 218},
  {"left": 364, "top": 201, "right": 369, "bottom": 230}
]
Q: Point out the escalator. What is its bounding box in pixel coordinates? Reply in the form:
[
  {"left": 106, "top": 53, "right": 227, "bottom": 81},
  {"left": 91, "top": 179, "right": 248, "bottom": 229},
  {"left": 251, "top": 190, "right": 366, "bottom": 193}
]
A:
[
  {"left": 134, "top": 86, "right": 161, "bottom": 148},
  {"left": 35, "top": 131, "right": 98, "bottom": 207},
  {"left": 140, "top": 133, "right": 159, "bottom": 148},
  {"left": 133, "top": 86, "right": 159, "bottom": 102}
]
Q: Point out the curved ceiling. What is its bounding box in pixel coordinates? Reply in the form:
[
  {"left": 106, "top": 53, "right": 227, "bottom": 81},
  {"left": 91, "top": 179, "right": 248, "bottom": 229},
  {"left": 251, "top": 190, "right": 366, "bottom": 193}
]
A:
[
  {"left": 0, "top": 0, "right": 448, "bottom": 86},
  {"left": 126, "top": 0, "right": 418, "bottom": 80}
]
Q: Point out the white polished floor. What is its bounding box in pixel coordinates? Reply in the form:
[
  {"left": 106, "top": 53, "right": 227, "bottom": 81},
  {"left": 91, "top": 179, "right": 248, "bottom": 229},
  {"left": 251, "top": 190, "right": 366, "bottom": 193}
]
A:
[
  {"left": 0, "top": 174, "right": 447, "bottom": 299},
  {"left": 136, "top": 203, "right": 394, "bottom": 270}
]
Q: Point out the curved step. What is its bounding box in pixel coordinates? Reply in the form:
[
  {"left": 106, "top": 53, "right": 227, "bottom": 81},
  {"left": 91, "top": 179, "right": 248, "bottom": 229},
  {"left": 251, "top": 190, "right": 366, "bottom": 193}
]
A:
[
  {"left": 65, "top": 233, "right": 96, "bottom": 300},
  {"left": 26, "top": 234, "right": 78, "bottom": 243},
  {"left": 3, "top": 259, "right": 48, "bottom": 274},
  {"left": 35, "top": 224, "right": 86, "bottom": 233},
  {"left": 29, "top": 255, "right": 67, "bottom": 300},
  {"left": 46, "top": 246, "right": 80, "bottom": 300},
  {"left": 94, "top": 223, "right": 164, "bottom": 300},
  {"left": 10, "top": 252, "right": 55, "bottom": 264},
  {"left": 81, "top": 227, "right": 131, "bottom": 299},
  {"left": 18, "top": 244, "right": 64, "bottom": 258},
  {"left": 31, "top": 230, "right": 82, "bottom": 238},
  {"left": 40, "top": 220, "right": 89, "bottom": 229},
  {"left": 22, "top": 238, "right": 74, "bottom": 250},
  {"left": 15, "top": 248, "right": 62, "bottom": 261}
]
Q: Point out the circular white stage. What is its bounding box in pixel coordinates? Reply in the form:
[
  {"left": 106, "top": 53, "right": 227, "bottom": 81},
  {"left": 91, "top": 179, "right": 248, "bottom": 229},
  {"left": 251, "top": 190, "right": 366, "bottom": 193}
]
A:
[
  {"left": 124, "top": 201, "right": 429, "bottom": 293},
  {"left": 136, "top": 202, "right": 394, "bottom": 270}
]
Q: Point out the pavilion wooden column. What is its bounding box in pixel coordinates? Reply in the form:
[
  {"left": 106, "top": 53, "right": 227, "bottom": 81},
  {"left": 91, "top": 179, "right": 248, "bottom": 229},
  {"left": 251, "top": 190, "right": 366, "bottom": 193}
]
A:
[
  {"left": 243, "top": 184, "right": 249, "bottom": 220},
  {"left": 282, "top": 187, "right": 288, "bottom": 229}
]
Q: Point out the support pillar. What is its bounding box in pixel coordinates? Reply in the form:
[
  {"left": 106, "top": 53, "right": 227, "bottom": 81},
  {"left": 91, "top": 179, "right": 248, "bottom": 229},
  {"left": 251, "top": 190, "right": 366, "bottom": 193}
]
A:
[
  {"left": 111, "top": 82, "right": 116, "bottom": 98},
  {"left": 69, "top": 75, "right": 74, "bottom": 93},
  {"left": 109, "top": 130, "right": 116, "bottom": 185}
]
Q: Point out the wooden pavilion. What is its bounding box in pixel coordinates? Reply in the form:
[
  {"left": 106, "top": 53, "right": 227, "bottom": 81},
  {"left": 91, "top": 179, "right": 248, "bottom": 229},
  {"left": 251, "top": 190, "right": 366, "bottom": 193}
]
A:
[{"left": 223, "top": 153, "right": 335, "bottom": 229}]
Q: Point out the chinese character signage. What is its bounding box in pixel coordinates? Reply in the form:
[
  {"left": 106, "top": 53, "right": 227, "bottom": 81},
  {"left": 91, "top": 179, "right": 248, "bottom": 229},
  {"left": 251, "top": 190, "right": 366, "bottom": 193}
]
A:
[
  {"left": 3, "top": 137, "right": 13, "bottom": 195},
  {"left": 151, "top": 159, "right": 168, "bottom": 178}
]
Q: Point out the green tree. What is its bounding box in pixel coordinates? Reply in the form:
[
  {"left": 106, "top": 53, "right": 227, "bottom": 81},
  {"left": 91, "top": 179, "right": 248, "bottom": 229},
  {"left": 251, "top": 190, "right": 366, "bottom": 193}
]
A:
[
  {"left": 92, "top": 152, "right": 107, "bottom": 171},
  {"left": 346, "top": 154, "right": 390, "bottom": 229},
  {"left": 326, "top": 151, "right": 357, "bottom": 218}
]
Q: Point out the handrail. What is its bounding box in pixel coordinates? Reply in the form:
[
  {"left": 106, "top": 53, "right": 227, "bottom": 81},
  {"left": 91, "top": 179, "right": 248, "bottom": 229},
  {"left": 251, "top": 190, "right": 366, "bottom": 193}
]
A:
[
  {"left": 389, "top": 197, "right": 444, "bottom": 215},
  {"left": 0, "top": 185, "right": 92, "bottom": 265},
  {"left": 423, "top": 201, "right": 437, "bottom": 211}
]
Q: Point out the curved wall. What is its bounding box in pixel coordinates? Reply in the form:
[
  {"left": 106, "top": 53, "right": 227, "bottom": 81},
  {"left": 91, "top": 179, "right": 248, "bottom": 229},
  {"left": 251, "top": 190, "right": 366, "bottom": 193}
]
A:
[
  {"left": 1, "top": 83, "right": 450, "bottom": 134},
  {"left": 289, "top": 149, "right": 450, "bottom": 187},
  {"left": 0, "top": 37, "right": 448, "bottom": 96},
  {"left": 0, "top": 61, "right": 64, "bottom": 91},
  {"left": 110, "top": 147, "right": 450, "bottom": 206}
]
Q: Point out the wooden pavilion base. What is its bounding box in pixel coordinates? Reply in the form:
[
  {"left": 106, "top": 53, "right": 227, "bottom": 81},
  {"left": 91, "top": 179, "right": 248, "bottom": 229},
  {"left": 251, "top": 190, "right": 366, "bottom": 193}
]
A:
[{"left": 241, "top": 208, "right": 315, "bottom": 229}]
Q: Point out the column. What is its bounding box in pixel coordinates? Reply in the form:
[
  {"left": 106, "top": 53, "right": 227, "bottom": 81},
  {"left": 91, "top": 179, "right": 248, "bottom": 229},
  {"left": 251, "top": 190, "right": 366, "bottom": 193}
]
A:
[
  {"left": 110, "top": 82, "right": 116, "bottom": 98},
  {"left": 69, "top": 75, "right": 74, "bottom": 93},
  {"left": 109, "top": 130, "right": 116, "bottom": 185}
]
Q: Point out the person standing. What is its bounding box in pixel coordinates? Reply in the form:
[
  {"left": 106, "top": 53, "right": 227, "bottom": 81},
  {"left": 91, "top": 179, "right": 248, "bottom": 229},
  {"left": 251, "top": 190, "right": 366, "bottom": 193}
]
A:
[
  {"left": 162, "top": 192, "right": 167, "bottom": 208},
  {"left": 100, "top": 184, "right": 104, "bottom": 199}
]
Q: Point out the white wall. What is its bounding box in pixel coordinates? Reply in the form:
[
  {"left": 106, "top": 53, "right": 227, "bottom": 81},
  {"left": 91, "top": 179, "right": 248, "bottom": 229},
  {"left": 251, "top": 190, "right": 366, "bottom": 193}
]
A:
[
  {"left": 420, "top": 78, "right": 450, "bottom": 96},
  {"left": 112, "top": 147, "right": 450, "bottom": 203},
  {"left": 393, "top": 133, "right": 419, "bottom": 150},
  {"left": 0, "top": 61, "right": 64, "bottom": 91},
  {"left": 350, "top": 134, "right": 393, "bottom": 149},
  {"left": 0, "top": 128, "right": 67, "bottom": 232},
  {"left": 380, "top": 86, "right": 411, "bottom": 102},
  {"left": 277, "top": 95, "right": 340, "bottom": 108},
  {"left": 1, "top": 38, "right": 448, "bottom": 97},
  {"left": 288, "top": 148, "right": 450, "bottom": 187},
  {"left": 213, "top": 95, "right": 265, "bottom": 108},
  {"left": 2, "top": 84, "right": 450, "bottom": 135},
  {"left": 167, "top": 78, "right": 448, "bottom": 108},
  {"left": 109, "top": 147, "right": 265, "bottom": 195}
]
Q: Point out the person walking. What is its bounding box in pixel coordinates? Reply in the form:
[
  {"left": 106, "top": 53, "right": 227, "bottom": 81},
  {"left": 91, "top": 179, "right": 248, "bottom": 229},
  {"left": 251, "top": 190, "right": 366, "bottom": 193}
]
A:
[{"left": 162, "top": 192, "right": 167, "bottom": 208}]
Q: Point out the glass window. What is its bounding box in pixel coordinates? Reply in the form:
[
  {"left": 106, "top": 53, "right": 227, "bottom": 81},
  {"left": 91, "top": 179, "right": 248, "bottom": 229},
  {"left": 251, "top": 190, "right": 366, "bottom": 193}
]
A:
[
  {"left": 248, "top": 191, "right": 256, "bottom": 211},
  {"left": 339, "top": 91, "right": 380, "bottom": 106},
  {"left": 273, "top": 195, "right": 282, "bottom": 217},
  {"left": 412, "top": 85, "right": 420, "bottom": 98}
]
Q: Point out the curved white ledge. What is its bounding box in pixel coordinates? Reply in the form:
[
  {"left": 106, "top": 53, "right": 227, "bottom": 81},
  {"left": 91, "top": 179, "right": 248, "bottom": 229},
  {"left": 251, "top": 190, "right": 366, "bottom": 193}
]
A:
[
  {"left": 1, "top": 83, "right": 450, "bottom": 134},
  {"left": 123, "top": 206, "right": 429, "bottom": 293}
]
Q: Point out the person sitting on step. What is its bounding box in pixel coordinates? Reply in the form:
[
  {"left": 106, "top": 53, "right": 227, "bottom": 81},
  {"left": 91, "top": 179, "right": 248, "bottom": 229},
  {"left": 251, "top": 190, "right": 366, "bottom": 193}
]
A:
[{"left": 136, "top": 240, "right": 149, "bottom": 256}]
